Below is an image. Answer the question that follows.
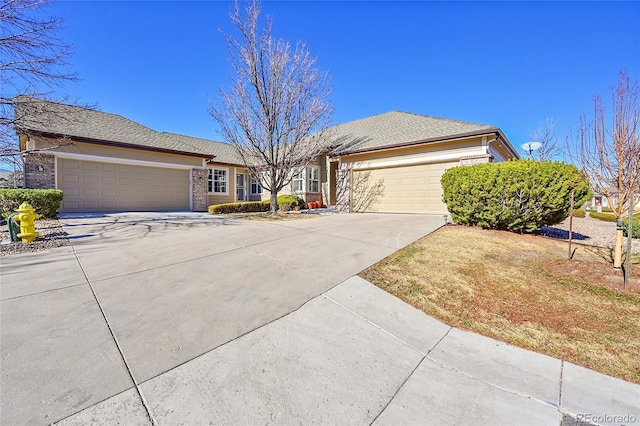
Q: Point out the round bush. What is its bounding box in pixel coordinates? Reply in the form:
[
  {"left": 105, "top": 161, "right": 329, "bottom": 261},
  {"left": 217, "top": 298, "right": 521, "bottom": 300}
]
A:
[{"left": 441, "top": 160, "right": 590, "bottom": 233}]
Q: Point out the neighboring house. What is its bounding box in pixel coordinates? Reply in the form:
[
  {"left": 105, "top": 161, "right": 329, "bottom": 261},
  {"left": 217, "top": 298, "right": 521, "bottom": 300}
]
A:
[
  {"left": 14, "top": 98, "right": 519, "bottom": 214},
  {"left": 588, "top": 193, "right": 640, "bottom": 213}
]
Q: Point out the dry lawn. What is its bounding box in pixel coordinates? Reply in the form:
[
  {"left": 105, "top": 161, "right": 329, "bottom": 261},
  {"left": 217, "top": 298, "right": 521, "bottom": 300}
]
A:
[{"left": 360, "top": 225, "right": 640, "bottom": 384}]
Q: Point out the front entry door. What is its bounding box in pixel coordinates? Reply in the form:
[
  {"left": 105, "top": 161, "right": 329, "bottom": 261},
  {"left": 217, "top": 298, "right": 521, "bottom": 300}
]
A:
[{"left": 236, "top": 173, "right": 246, "bottom": 201}]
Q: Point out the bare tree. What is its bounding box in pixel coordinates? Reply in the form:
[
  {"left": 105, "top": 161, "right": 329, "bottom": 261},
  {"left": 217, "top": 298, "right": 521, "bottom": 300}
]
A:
[
  {"left": 528, "top": 117, "right": 562, "bottom": 161},
  {"left": 209, "top": 0, "right": 334, "bottom": 213},
  {"left": 568, "top": 70, "right": 640, "bottom": 269},
  {"left": 1, "top": 0, "right": 77, "bottom": 173},
  {"left": 334, "top": 167, "right": 385, "bottom": 213}
]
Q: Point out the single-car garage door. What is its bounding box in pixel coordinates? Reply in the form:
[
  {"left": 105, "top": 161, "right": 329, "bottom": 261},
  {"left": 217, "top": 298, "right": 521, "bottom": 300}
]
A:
[
  {"left": 58, "top": 158, "right": 190, "bottom": 212},
  {"left": 352, "top": 161, "right": 458, "bottom": 214}
]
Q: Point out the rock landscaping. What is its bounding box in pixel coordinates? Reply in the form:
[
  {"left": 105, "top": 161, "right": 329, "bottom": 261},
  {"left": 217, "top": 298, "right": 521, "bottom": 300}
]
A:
[{"left": 0, "top": 218, "right": 69, "bottom": 256}]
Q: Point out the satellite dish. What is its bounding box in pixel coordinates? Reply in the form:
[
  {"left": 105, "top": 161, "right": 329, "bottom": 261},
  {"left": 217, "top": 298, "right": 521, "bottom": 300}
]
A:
[{"left": 521, "top": 141, "right": 542, "bottom": 156}]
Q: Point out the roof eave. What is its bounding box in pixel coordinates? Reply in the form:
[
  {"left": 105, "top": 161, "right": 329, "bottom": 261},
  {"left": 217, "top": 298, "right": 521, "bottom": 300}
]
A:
[
  {"left": 20, "top": 130, "right": 216, "bottom": 159},
  {"left": 331, "top": 128, "right": 504, "bottom": 157},
  {"left": 494, "top": 129, "right": 520, "bottom": 159}
]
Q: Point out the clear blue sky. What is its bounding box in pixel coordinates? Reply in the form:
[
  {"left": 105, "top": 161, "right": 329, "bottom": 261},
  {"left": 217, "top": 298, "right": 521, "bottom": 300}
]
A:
[{"left": 47, "top": 1, "right": 639, "bottom": 156}]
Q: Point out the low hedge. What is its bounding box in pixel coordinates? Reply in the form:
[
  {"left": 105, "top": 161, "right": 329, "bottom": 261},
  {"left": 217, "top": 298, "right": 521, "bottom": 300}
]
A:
[
  {"left": 209, "top": 201, "right": 269, "bottom": 214},
  {"left": 571, "top": 209, "right": 586, "bottom": 218},
  {"left": 589, "top": 211, "right": 617, "bottom": 222},
  {"left": 0, "top": 188, "right": 64, "bottom": 219},
  {"left": 208, "top": 195, "right": 306, "bottom": 214}
]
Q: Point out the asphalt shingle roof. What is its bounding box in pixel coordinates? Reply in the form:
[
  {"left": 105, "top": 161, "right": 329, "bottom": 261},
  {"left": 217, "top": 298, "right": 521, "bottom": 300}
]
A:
[
  {"left": 160, "top": 132, "right": 244, "bottom": 165},
  {"left": 14, "top": 97, "right": 228, "bottom": 160},
  {"left": 14, "top": 99, "right": 512, "bottom": 163},
  {"left": 329, "top": 111, "right": 500, "bottom": 155}
]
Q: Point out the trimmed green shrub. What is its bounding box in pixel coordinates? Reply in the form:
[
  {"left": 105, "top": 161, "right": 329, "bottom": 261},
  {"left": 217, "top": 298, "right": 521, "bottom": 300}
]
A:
[
  {"left": 571, "top": 208, "right": 586, "bottom": 218},
  {"left": 209, "top": 200, "right": 269, "bottom": 214},
  {"left": 623, "top": 214, "right": 640, "bottom": 239},
  {"left": 441, "top": 160, "right": 590, "bottom": 233},
  {"left": 589, "top": 211, "right": 617, "bottom": 222},
  {"left": 0, "top": 189, "right": 64, "bottom": 219},
  {"left": 208, "top": 194, "right": 306, "bottom": 214},
  {"left": 276, "top": 195, "right": 304, "bottom": 211}
]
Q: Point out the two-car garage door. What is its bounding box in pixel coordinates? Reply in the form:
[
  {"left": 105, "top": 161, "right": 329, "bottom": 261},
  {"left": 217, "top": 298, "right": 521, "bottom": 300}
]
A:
[
  {"left": 58, "top": 158, "right": 190, "bottom": 213},
  {"left": 352, "top": 161, "right": 457, "bottom": 214}
]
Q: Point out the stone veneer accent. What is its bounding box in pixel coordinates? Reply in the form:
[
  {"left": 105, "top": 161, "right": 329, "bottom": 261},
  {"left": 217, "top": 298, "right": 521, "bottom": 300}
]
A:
[
  {"left": 191, "top": 168, "right": 209, "bottom": 212},
  {"left": 24, "top": 152, "right": 56, "bottom": 189}
]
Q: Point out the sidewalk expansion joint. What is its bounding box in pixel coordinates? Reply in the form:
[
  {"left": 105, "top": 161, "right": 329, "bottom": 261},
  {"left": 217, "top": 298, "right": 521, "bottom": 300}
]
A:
[
  {"left": 426, "top": 355, "right": 559, "bottom": 410},
  {"left": 70, "top": 247, "right": 158, "bottom": 426},
  {"left": 426, "top": 325, "right": 453, "bottom": 355},
  {"left": 322, "top": 294, "right": 429, "bottom": 356},
  {"left": 136, "top": 285, "right": 333, "bottom": 388},
  {"left": 370, "top": 356, "right": 427, "bottom": 425},
  {"left": 0, "top": 281, "right": 87, "bottom": 302}
]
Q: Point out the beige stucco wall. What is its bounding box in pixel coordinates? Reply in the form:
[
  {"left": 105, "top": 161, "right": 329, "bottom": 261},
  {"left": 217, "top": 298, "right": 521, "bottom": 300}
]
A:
[
  {"left": 339, "top": 137, "right": 485, "bottom": 169},
  {"left": 27, "top": 136, "right": 204, "bottom": 167},
  {"left": 207, "top": 165, "right": 262, "bottom": 205},
  {"left": 260, "top": 156, "right": 326, "bottom": 203}
]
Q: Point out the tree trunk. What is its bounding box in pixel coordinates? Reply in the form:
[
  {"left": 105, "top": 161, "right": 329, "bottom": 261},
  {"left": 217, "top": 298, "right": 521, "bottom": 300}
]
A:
[
  {"left": 269, "top": 173, "right": 278, "bottom": 213},
  {"left": 614, "top": 218, "right": 623, "bottom": 269}
]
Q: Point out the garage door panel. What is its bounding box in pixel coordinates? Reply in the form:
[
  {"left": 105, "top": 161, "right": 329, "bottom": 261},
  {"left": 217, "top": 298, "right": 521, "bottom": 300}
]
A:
[
  {"left": 353, "top": 161, "right": 457, "bottom": 214},
  {"left": 82, "top": 188, "right": 99, "bottom": 197},
  {"left": 58, "top": 159, "right": 189, "bottom": 213}
]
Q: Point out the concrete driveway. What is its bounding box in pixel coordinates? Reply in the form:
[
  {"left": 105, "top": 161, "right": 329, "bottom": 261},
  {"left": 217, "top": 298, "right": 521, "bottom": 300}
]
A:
[{"left": 1, "top": 212, "right": 638, "bottom": 425}]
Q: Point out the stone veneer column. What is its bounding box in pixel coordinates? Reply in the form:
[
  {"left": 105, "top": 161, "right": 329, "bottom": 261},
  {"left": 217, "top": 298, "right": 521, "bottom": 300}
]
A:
[
  {"left": 24, "top": 152, "right": 56, "bottom": 189},
  {"left": 191, "top": 168, "right": 209, "bottom": 212}
]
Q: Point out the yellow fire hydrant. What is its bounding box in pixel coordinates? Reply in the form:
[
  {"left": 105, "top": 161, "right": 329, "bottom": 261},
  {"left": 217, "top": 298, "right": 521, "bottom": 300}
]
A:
[{"left": 14, "top": 202, "right": 40, "bottom": 243}]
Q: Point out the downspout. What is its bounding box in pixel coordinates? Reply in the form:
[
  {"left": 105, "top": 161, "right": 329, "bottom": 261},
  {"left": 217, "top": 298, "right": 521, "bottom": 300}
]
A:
[{"left": 484, "top": 134, "right": 499, "bottom": 161}]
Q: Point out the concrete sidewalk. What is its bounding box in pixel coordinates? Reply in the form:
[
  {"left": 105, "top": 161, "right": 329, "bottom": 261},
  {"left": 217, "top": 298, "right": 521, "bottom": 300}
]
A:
[{"left": 1, "top": 213, "right": 638, "bottom": 425}]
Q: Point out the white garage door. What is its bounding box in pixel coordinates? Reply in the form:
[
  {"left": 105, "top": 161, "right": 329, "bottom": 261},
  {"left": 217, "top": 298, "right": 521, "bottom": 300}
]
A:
[
  {"left": 352, "top": 161, "right": 458, "bottom": 214},
  {"left": 58, "top": 159, "right": 190, "bottom": 212}
]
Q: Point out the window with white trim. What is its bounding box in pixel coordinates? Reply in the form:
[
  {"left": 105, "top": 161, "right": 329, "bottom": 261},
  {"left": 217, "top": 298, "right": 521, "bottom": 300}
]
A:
[
  {"left": 251, "top": 177, "right": 262, "bottom": 194},
  {"left": 208, "top": 168, "right": 227, "bottom": 193},
  {"left": 308, "top": 166, "right": 320, "bottom": 193},
  {"left": 292, "top": 169, "right": 304, "bottom": 192}
]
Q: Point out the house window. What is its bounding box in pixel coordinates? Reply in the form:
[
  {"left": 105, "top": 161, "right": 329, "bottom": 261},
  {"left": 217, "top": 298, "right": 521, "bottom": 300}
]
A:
[
  {"left": 208, "top": 168, "right": 227, "bottom": 193},
  {"left": 293, "top": 169, "right": 304, "bottom": 192},
  {"left": 308, "top": 166, "right": 320, "bottom": 193},
  {"left": 251, "top": 177, "right": 262, "bottom": 195}
]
